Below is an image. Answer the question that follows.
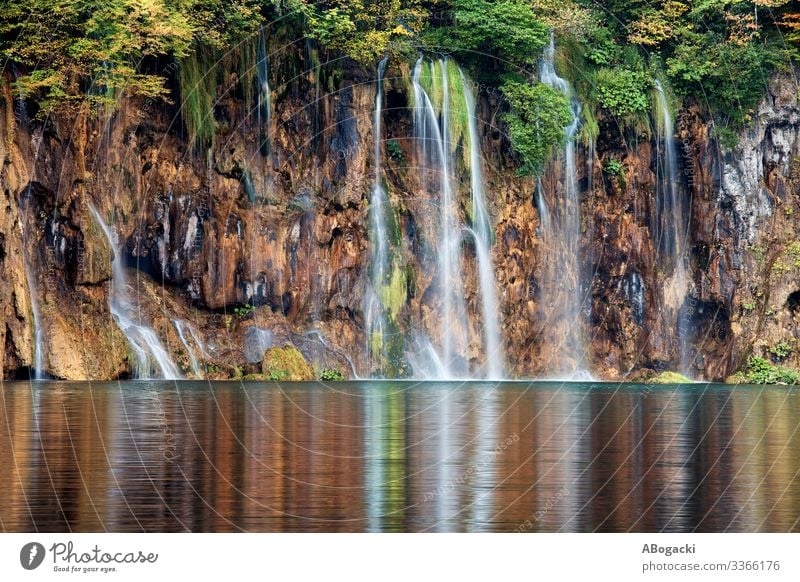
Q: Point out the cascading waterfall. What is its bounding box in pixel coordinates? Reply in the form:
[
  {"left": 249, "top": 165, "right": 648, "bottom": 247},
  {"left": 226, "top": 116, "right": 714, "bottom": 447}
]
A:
[
  {"left": 411, "top": 58, "right": 470, "bottom": 378},
  {"left": 89, "top": 205, "right": 181, "bottom": 379},
  {"left": 304, "top": 330, "right": 361, "bottom": 379},
  {"left": 19, "top": 195, "right": 44, "bottom": 379},
  {"left": 16, "top": 77, "right": 45, "bottom": 377},
  {"left": 23, "top": 257, "right": 44, "bottom": 379},
  {"left": 539, "top": 35, "right": 589, "bottom": 378},
  {"left": 654, "top": 80, "right": 691, "bottom": 372},
  {"left": 365, "top": 57, "right": 390, "bottom": 375},
  {"left": 437, "top": 60, "right": 460, "bottom": 373},
  {"left": 461, "top": 70, "right": 504, "bottom": 379},
  {"left": 535, "top": 178, "right": 551, "bottom": 235},
  {"left": 244, "top": 327, "right": 273, "bottom": 363},
  {"left": 174, "top": 320, "right": 208, "bottom": 378},
  {"left": 256, "top": 27, "right": 271, "bottom": 155}
]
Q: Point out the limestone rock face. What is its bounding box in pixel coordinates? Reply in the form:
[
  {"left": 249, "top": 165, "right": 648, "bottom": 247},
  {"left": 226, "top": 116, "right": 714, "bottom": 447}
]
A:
[{"left": 0, "top": 51, "right": 797, "bottom": 381}]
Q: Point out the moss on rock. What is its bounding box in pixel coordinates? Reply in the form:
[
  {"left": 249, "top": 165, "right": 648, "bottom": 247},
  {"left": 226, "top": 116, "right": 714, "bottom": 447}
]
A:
[
  {"left": 646, "top": 371, "right": 693, "bottom": 384},
  {"left": 261, "top": 345, "right": 314, "bottom": 381}
]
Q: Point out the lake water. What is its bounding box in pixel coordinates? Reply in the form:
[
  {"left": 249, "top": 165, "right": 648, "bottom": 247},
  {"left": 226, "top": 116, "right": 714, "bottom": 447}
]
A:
[{"left": 1, "top": 380, "right": 799, "bottom": 532}]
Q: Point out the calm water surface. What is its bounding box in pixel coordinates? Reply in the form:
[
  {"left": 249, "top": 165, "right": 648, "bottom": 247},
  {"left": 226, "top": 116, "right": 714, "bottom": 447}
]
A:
[{"left": 1, "top": 380, "right": 799, "bottom": 532}]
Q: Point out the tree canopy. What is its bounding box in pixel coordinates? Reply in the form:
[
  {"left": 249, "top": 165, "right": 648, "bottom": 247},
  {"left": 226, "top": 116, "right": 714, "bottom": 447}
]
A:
[{"left": 1, "top": 0, "right": 796, "bottom": 164}]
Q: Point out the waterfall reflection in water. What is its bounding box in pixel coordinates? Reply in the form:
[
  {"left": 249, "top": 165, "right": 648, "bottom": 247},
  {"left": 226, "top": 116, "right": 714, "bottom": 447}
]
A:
[{"left": 2, "top": 381, "right": 800, "bottom": 532}]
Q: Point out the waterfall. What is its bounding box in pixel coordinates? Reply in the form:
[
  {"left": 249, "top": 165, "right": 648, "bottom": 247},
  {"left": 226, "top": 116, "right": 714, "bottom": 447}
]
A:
[
  {"left": 406, "top": 57, "right": 507, "bottom": 379},
  {"left": 304, "top": 329, "right": 361, "bottom": 379},
  {"left": 256, "top": 27, "right": 271, "bottom": 155},
  {"left": 174, "top": 320, "right": 208, "bottom": 378},
  {"left": 23, "top": 258, "right": 44, "bottom": 379},
  {"left": 437, "top": 59, "right": 469, "bottom": 376},
  {"left": 407, "top": 334, "right": 449, "bottom": 380},
  {"left": 16, "top": 75, "right": 44, "bottom": 377},
  {"left": 244, "top": 327, "right": 273, "bottom": 363},
  {"left": 411, "top": 58, "right": 469, "bottom": 378},
  {"left": 535, "top": 178, "right": 551, "bottom": 235},
  {"left": 461, "top": 70, "right": 504, "bottom": 379},
  {"left": 539, "top": 34, "right": 590, "bottom": 378},
  {"left": 19, "top": 195, "right": 44, "bottom": 379},
  {"left": 654, "top": 80, "right": 691, "bottom": 373},
  {"left": 365, "top": 57, "right": 390, "bottom": 375},
  {"left": 89, "top": 205, "right": 181, "bottom": 379}
]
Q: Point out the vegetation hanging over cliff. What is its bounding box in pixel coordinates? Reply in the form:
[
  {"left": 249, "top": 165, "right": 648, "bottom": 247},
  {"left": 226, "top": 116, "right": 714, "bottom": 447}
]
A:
[
  {"left": 0, "top": 0, "right": 261, "bottom": 115},
  {"left": 1, "top": 0, "right": 798, "bottom": 161}
]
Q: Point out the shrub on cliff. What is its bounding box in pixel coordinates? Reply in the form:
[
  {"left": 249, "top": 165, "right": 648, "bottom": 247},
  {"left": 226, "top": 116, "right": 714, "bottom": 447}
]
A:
[
  {"left": 424, "top": 0, "right": 549, "bottom": 69},
  {"left": 0, "top": 0, "right": 260, "bottom": 116},
  {"left": 500, "top": 80, "right": 571, "bottom": 176},
  {"left": 320, "top": 368, "right": 345, "bottom": 381},
  {"left": 299, "top": 0, "right": 427, "bottom": 64},
  {"left": 728, "top": 356, "right": 799, "bottom": 385}
]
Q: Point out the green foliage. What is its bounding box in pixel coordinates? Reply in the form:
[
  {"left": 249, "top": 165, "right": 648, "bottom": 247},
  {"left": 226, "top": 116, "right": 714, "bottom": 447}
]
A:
[
  {"left": 786, "top": 242, "right": 800, "bottom": 268},
  {"left": 712, "top": 124, "right": 740, "bottom": 150},
  {"left": 501, "top": 80, "right": 572, "bottom": 176},
  {"left": 739, "top": 356, "right": 799, "bottom": 385},
  {"left": 769, "top": 341, "right": 793, "bottom": 360},
  {"left": 569, "top": 1, "right": 788, "bottom": 128},
  {"left": 594, "top": 68, "right": 651, "bottom": 117},
  {"left": 426, "top": 0, "right": 549, "bottom": 69},
  {"left": 583, "top": 25, "right": 622, "bottom": 66},
  {"left": 299, "top": 0, "right": 426, "bottom": 64},
  {"left": 178, "top": 47, "right": 218, "bottom": 150},
  {"left": 603, "top": 158, "right": 624, "bottom": 176},
  {"left": 667, "top": 37, "right": 773, "bottom": 125},
  {"left": 603, "top": 156, "right": 627, "bottom": 188},
  {"left": 387, "top": 139, "right": 404, "bottom": 161},
  {"left": 3, "top": 0, "right": 794, "bottom": 156},
  {"left": 1, "top": 0, "right": 261, "bottom": 117},
  {"left": 320, "top": 368, "right": 345, "bottom": 381},
  {"left": 233, "top": 304, "right": 255, "bottom": 319},
  {"left": 265, "top": 367, "right": 289, "bottom": 381},
  {"left": 578, "top": 103, "right": 599, "bottom": 147},
  {"left": 529, "top": 0, "right": 596, "bottom": 39}
]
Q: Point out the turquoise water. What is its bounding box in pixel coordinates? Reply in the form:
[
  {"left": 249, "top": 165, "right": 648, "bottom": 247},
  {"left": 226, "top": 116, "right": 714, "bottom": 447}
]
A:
[{"left": 1, "top": 380, "right": 798, "bottom": 532}]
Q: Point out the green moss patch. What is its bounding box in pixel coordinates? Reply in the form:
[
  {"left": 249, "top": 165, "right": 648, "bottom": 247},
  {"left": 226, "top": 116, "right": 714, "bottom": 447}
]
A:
[
  {"left": 261, "top": 345, "right": 314, "bottom": 381},
  {"left": 646, "top": 371, "right": 693, "bottom": 384}
]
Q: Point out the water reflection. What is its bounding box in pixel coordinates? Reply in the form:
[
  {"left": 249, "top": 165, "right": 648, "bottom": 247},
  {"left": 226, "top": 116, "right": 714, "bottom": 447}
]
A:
[{"left": 1, "top": 381, "right": 799, "bottom": 532}]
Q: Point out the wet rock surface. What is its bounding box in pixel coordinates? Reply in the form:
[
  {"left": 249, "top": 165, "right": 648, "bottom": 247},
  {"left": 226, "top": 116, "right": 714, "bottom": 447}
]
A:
[{"left": 0, "top": 60, "right": 798, "bottom": 381}]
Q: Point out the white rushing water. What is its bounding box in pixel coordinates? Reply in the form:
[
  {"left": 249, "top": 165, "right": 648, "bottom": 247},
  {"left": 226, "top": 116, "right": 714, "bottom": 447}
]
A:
[
  {"left": 461, "top": 70, "right": 505, "bottom": 379},
  {"left": 256, "top": 26, "right": 272, "bottom": 154},
  {"left": 89, "top": 204, "right": 181, "bottom": 379},
  {"left": 20, "top": 195, "right": 44, "bottom": 379},
  {"left": 406, "top": 58, "right": 507, "bottom": 380},
  {"left": 411, "top": 58, "right": 469, "bottom": 378},
  {"left": 539, "top": 34, "right": 590, "bottom": 378},
  {"left": 244, "top": 327, "right": 273, "bottom": 363},
  {"left": 654, "top": 80, "right": 691, "bottom": 372},
  {"left": 365, "top": 57, "right": 390, "bottom": 375},
  {"left": 174, "top": 320, "right": 208, "bottom": 378}
]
